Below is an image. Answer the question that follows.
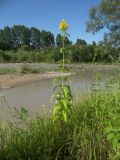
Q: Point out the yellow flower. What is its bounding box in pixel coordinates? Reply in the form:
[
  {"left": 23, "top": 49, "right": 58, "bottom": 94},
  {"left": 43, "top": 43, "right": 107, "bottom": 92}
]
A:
[{"left": 59, "top": 19, "right": 68, "bottom": 31}]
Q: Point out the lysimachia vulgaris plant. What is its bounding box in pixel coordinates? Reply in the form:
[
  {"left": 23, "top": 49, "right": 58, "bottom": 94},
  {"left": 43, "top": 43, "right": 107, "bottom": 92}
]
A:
[{"left": 52, "top": 20, "right": 73, "bottom": 123}]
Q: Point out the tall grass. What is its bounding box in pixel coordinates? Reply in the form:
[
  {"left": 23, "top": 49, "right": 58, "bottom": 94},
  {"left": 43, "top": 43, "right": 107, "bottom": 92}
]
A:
[
  {"left": 0, "top": 67, "right": 16, "bottom": 75},
  {"left": 20, "top": 65, "right": 60, "bottom": 74},
  {"left": 20, "top": 65, "right": 46, "bottom": 74},
  {"left": 0, "top": 74, "right": 120, "bottom": 160}
]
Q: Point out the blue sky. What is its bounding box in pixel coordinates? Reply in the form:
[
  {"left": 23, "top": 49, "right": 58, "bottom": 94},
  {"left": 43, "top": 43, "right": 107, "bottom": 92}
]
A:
[{"left": 0, "top": 0, "right": 105, "bottom": 44}]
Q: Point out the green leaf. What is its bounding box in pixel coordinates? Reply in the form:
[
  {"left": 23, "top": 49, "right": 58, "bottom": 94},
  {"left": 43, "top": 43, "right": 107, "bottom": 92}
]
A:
[
  {"left": 60, "top": 48, "right": 63, "bottom": 54},
  {"left": 62, "top": 110, "right": 67, "bottom": 122}
]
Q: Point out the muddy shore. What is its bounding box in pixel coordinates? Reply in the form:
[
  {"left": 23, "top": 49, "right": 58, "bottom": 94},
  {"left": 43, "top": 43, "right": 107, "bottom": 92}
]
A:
[
  {"left": 0, "top": 63, "right": 119, "bottom": 89},
  {"left": 0, "top": 72, "right": 73, "bottom": 89}
]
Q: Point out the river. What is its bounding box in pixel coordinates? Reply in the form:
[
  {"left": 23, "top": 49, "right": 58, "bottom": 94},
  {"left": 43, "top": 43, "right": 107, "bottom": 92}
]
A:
[{"left": 0, "top": 64, "right": 119, "bottom": 115}]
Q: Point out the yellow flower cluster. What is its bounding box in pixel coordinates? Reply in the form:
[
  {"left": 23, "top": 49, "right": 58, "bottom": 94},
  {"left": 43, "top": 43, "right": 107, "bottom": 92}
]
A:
[{"left": 59, "top": 19, "right": 68, "bottom": 31}]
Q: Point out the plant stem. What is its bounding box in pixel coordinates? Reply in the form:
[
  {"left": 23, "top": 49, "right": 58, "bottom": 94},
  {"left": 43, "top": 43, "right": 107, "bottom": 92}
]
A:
[{"left": 62, "top": 36, "right": 65, "bottom": 88}]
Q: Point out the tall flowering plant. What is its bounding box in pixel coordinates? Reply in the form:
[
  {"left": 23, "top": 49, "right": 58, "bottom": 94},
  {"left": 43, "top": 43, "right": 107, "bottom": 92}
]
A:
[{"left": 52, "top": 20, "right": 73, "bottom": 122}]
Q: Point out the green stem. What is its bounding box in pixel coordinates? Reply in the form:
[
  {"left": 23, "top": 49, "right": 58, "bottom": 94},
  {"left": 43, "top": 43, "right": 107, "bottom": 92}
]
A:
[{"left": 62, "top": 36, "right": 65, "bottom": 88}]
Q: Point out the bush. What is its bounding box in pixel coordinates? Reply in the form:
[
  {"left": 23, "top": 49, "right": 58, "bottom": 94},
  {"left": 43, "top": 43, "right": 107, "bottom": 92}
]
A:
[
  {"left": 21, "top": 65, "right": 46, "bottom": 74},
  {"left": 0, "top": 45, "right": 119, "bottom": 63}
]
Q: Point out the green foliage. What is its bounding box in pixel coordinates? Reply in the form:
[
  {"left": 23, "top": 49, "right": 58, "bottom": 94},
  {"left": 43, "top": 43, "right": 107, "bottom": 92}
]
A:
[
  {"left": 52, "top": 85, "right": 73, "bottom": 122},
  {"left": 12, "top": 25, "right": 30, "bottom": 48},
  {"left": 105, "top": 88, "right": 120, "bottom": 159},
  {"left": 20, "top": 45, "right": 30, "bottom": 51},
  {"left": 0, "top": 25, "right": 55, "bottom": 50},
  {"left": 21, "top": 65, "right": 45, "bottom": 74},
  {"left": 21, "top": 65, "right": 31, "bottom": 73},
  {"left": 0, "top": 49, "right": 5, "bottom": 62},
  {"left": 0, "top": 26, "right": 13, "bottom": 50},
  {"left": 56, "top": 34, "right": 71, "bottom": 47},
  {"left": 30, "top": 27, "right": 41, "bottom": 49},
  {"left": 41, "top": 30, "right": 55, "bottom": 48},
  {"left": 0, "top": 24, "right": 119, "bottom": 63},
  {"left": 75, "top": 38, "right": 87, "bottom": 46},
  {"left": 52, "top": 23, "right": 74, "bottom": 123},
  {"left": 0, "top": 67, "right": 16, "bottom": 75},
  {"left": 86, "top": 0, "right": 120, "bottom": 46},
  {"left": 0, "top": 44, "right": 119, "bottom": 63}
]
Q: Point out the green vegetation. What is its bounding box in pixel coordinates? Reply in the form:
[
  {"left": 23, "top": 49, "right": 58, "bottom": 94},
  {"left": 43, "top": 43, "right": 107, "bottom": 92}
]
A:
[
  {"left": 21, "top": 65, "right": 46, "bottom": 74},
  {"left": 0, "top": 67, "right": 16, "bottom": 75},
  {"left": 20, "top": 65, "right": 61, "bottom": 74},
  {"left": 0, "top": 18, "right": 119, "bottom": 159},
  {"left": 52, "top": 19, "right": 73, "bottom": 123},
  {"left": 0, "top": 65, "right": 62, "bottom": 75},
  {"left": 0, "top": 44, "right": 119, "bottom": 63},
  {"left": 0, "top": 74, "right": 120, "bottom": 160},
  {"left": 0, "top": 0, "right": 120, "bottom": 159},
  {"left": 86, "top": 0, "right": 120, "bottom": 46},
  {"left": 0, "top": 0, "right": 119, "bottom": 64}
]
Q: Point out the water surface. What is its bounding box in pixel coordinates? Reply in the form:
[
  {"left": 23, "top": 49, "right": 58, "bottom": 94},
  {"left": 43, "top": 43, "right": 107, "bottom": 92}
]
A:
[{"left": 0, "top": 64, "right": 119, "bottom": 115}]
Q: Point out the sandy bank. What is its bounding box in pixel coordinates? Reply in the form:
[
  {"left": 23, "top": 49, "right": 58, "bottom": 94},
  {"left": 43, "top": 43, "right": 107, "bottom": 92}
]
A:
[{"left": 0, "top": 72, "right": 74, "bottom": 89}]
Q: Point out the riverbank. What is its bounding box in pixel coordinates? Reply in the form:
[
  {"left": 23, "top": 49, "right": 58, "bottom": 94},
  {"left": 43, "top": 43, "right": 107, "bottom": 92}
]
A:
[
  {"left": 0, "top": 62, "right": 119, "bottom": 69},
  {"left": 0, "top": 63, "right": 119, "bottom": 89},
  {"left": 0, "top": 72, "right": 74, "bottom": 89}
]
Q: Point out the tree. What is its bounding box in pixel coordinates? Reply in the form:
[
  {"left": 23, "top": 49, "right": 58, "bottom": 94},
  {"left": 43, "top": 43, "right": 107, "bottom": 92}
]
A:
[
  {"left": 56, "top": 34, "right": 71, "bottom": 47},
  {"left": 30, "top": 27, "right": 41, "bottom": 49},
  {"left": 0, "top": 26, "right": 13, "bottom": 50},
  {"left": 41, "top": 30, "right": 55, "bottom": 48},
  {"left": 92, "top": 41, "right": 96, "bottom": 47},
  {"left": 75, "top": 39, "right": 87, "bottom": 46},
  {"left": 86, "top": 0, "right": 120, "bottom": 47},
  {"left": 12, "top": 25, "right": 30, "bottom": 48}
]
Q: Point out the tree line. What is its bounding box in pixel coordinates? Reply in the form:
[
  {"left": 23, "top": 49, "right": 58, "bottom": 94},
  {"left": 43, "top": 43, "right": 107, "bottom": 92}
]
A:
[
  {"left": 0, "top": 0, "right": 119, "bottom": 63},
  {"left": 0, "top": 25, "right": 119, "bottom": 63},
  {"left": 0, "top": 24, "right": 119, "bottom": 63},
  {"left": 0, "top": 25, "right": 55, "bottom": 50}
]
